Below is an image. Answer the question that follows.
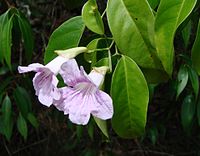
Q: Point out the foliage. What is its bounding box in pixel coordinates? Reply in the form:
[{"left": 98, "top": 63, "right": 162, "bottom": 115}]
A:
[{"left": 0, "top": 0, "right": 200, "bottom": 154}]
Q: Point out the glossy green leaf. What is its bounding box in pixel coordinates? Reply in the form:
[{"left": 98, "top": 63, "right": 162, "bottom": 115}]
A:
[
  {"left": 13, "top": 86, "right": 32, "bottom": 118},
  {"left": 17, "top": 12, "right": 34, "bottom": 62},
  {"left": 93, "top": 116, "right": 109, "bottom": 138},
  {"left": 82, "top": 0, "right": 104, "bottom": 34},
  {"left": 107, "top": 0, "right": 162, "bottom": 69},
  {"left": 84, "top": 38, "right": 99, "bottom": 64},
  {"left": 155, "top": 0, "right": 197, "bottom": 75},
  {"left": 17, "top": 113, "right": 28, "bottom": 140},
  {"left": 188, "top": 67, "right": 199, "bottom": 101},
  {"left": 0, "top": 9, "right": 10, "bottom": 62},
  {"left": 1, "top": 15, "right": 13, "bottom": 68},
  {"left": 181, "top": 94, "right": 195, "bottom": 133},
  {"left": 111, "top": 56, "right": 149, "bottom": 138},
  {"left": 182, "top": 20, "right": 192, "bottom": 48},
  {"left": 27, "top": 113, "right": 39, "bottom": 129},
  {"left": 2, "top": 95, "right": 13, "bottom": 141},
  {"left": 147, "top": 0, "right": 160, "bottom": 9},
  {"left": 176, "top": 65, "right": 188, "bottom": 99},
  {"left": 44, "top": 16, "right": 85, "bottom": 64},
  {"left": 191, "top": 19, "right": 200, "bottom": 75}
]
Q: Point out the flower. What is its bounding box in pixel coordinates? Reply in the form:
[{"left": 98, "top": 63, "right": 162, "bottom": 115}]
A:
[
  {"left": 54, "top": 59, "right": 113, "bottom": 125},
  {"left": 18, "top": 47, "right": 88, "bottom": 107},
  {"left": 18, "top": 56, "right": 67, "bottom": 106}
]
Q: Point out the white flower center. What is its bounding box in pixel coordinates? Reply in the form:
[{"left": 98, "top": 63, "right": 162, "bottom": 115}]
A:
[{"left": 75, "top": 82, "right": 97, "bottom": 96}]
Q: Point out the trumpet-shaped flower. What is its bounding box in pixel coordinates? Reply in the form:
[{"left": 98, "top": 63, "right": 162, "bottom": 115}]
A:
[
  {"left": 54, "top": 59, "right": 113, "bottom": 125},
  {"left": 18, "top": 56, "right": 67, "bottom": 106}
]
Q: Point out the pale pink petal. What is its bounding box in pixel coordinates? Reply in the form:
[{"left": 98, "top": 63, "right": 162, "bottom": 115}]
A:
[
  {"left": 88, "top": 72, "right": 104, "bottom": 87},
  {"left": 91, "top": 90, "right": 113, "bottom": 120},
  {"left": 18, "top": 63, "right": 44, "bottom": 73},
  {"left": 61, "top": 87, "right": 96, "bottom": 125},
  {"left": 38, "top": 89, "right": 53, "bottom": 107},
  {"left": 60, "top": 59, "right": 81, "bottom": 86},
  {"left": 45, "top": 56, "right": 68, "bottom": 74}
]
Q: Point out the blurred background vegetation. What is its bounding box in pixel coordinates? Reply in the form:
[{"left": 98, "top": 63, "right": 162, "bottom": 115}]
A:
[{"left": 0, "top": 0, "right": 200, "bottom": 155}]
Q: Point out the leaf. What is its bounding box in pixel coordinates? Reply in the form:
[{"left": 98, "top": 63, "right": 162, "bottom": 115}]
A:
[
  {"left": 93, "top": 116, "right": 109, "bottom": 138},
  {"left": 13, "top": 86, "right": 32, "bottom": 118},
  {"left": 155, "top": 0, "right": 197, "bottom": 75},
  {"left": 149, "top": 127, "right": 158, "bottom": 145},
  {"left": 27, "top": 113, "right": 39, "bottom": 129},
  {"left": 2, "top": 95, "right": 13, "bottom": 141},
  {"left": 188, "top": 67, "right": 199, "bottom": 101},
  {"left": 82, "top": 0, "right": 104, "bottom": 34},
  {"left": 0, "top": 9, "right": 10, "bottom": 62},
  {"left": 191, "top": 19, "right": 200, "bottom": 75},
  {"left": 176, "top": 65, "right": 189, "bottom": 99},
  {"left": 17, "top": 113, "right": 28, "bottom": 140},
  {"left": 84, "top": 38, "right": 99, "bottom": 64},
  {"left": 181, "top": 94, "right": 195, "bottom": 134},
  {"left": 182, "top": 20, "right": 192, "bottom": 48},
  {"left": 44, "top": 16, "right": 85, "bottom": 64},
  {"left": 107, "top": 0, "right": 162, "bottom": 69},
  {"left": 1, "top": 15, "right": 13, "bottom": 68},
  {"left": 141, "top": 68, "right": 169, "bottom": 84},
  {"left": 17, "top": 12, "right": 34, "bottom": 62},
  {"left": 147, "top": 0, "right": 160, "bottom": 9},
  {"left": 111, "top": 56, "right": 149, "bottom": 138}
]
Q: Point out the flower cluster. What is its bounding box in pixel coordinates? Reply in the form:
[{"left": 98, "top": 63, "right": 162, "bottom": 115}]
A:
[{"left": 18, "top": 48, "right": 113, "bottom": 125}]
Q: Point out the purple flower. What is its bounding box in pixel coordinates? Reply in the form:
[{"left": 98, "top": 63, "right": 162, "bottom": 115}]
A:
[
  {"left": 18, "top": 56, "right": 67, "bottom": 107},
  {"left": 54, "top": 59, "right": 113, "bottom": 125}
]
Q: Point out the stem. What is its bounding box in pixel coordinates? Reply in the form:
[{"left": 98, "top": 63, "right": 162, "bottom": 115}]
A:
[{"left": 101, "top": 9, "right": 106, "bottom": 18}]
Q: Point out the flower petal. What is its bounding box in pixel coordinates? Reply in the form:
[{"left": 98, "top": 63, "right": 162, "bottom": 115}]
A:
[
  {"left": 61, "top": 87, "right": 96, "bottom": 125},
  {"left": 38, "top": 89, "right": 53, "bottom": 107},
  {"left": 88, "top": 72, "right": 104, "bottom": 87},
  {"left": 60, "top": 59, "right": 81, "bottom": 86},
  {"left": 60, "top": 59, "right": 90, "bottom": 86},
  {"left": 46, "top": 56, "right": 68, "bottom": 74},
  {"left": 91, "top": 90, "right": 113, "bottom": 120},
  {"left": 18, "top": 63, "right": 44, "bottom": 73}
]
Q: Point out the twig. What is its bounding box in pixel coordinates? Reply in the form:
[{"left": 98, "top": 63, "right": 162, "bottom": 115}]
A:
[
  {"left": 12, "top": 138, "right": 48, "bottom": 154},
  {"left": 134, "top": 139, "right": 145, "bottom": 156},
  {"left": 3, "top": 138, "right": 12, "bottom": 156}
]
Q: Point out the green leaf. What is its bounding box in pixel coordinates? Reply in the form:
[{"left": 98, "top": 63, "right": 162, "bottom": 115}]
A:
[
  {"left": 82, "top": 0, "right": 104, "bottom": 34},
  {"left": 188, "top": 67, "right": 199, "bottom": 101},
  {"left": 111, "top": 56, "right": 149, "bottom": 138},
  {"left": 149, "top": 127, "right": 158, "bottom": 145},
  {"left": 0, "top": 9, "right": 10, "bottom": 62},
  {"left": 191, "top": 19, "right": 200, "bottom": 75},
  {"left": 155, "top": 0, "right": 197, "bottom": 75},
  {"left": 27, "top": 113, "right": 39, "bottom": 129},
  {"left": 17, "top": 113, "right": 28, "bottom": 140},
  {"left": 147, "top": 0, "right": 160, "bottom": 9},
  {"left": 141, "top": 68, "right": 169, "bottom": 84},
  {"left": 1, "top": 15, "right": 13, "bottom": 68},
  {"left": 182, "top": 20, "right": 192, "bottom": 48},
  {"left": 13, "top": 86, "right": 32, "bottom": 118},
  {"left": 93, "top": 116, "right": 109, "bottom": 138},
  {"left": 44, "top": 16, "right": 85, "bottom": 64},
  {"left": 107, "top": 0, "right": 162, "bottom": 69},
  {"left": 84, "top": 38, "right": 99, "bottom": 64},
  {"left": 2, "top": 95, "right": 13, "bottom": 141},
  {"left": 17, "top": 12, "right": 34, "bottom": 62},
  {"left": 181, "top": 94, "right": 195, "bottom": 134},
  {"left": 176, "top": 65, "right": 189, "bottom": 99}
]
